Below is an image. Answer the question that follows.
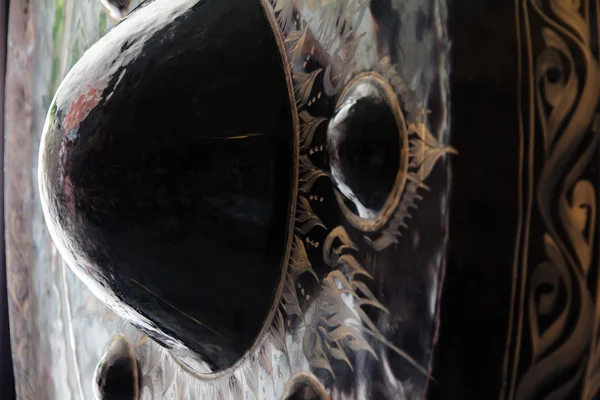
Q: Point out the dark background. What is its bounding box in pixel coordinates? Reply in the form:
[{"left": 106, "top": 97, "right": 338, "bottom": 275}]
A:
[{"left": 429, "top": 1, "right": 519, "bottom": 399}]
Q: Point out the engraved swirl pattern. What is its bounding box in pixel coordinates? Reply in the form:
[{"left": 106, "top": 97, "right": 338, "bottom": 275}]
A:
[{"left": 504, "top": 0, "right": 600, "bottom": 399}]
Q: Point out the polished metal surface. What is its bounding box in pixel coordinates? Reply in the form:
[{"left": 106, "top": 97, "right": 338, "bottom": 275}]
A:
[
  {"left": 7, "top": 0, "right": 599, "bottom": 399},
  {"left": 33, "top": 0, "right": 451, "bottom": 398}
]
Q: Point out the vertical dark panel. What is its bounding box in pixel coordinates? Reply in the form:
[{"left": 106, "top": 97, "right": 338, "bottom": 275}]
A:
[
  {"left": 0, "top": 0, "right": 15, "bottom": 398},
  {"left": 429, "top": 1, "right": 520, "bottom": 399}
]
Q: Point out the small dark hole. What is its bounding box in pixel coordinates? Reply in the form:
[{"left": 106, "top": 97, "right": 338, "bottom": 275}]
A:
[{"left": 546, "top": 67, "right": 561, "bottom": 83}]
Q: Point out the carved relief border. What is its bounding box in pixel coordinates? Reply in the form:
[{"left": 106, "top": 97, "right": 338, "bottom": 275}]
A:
[
  {"left": 502, "top": 1, "right": 600, "bottom": 399},
  {"left": 5, "top": 1, "right": 38, "bottom": 399}
]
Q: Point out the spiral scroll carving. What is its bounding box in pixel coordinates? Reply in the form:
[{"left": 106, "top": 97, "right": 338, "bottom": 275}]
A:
[{"left": 503, "top": 1, "right": 600, "bottom": 399}]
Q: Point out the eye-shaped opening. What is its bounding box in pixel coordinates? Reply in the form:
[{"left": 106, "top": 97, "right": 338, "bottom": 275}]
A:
[{"left": 327, "top": 72, "right": 409, "bottom": 232}]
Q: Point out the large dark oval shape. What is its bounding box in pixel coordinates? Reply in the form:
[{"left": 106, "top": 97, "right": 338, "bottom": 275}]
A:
[{"left": 39, "top": 0, "right": 296, "bottom": 372}]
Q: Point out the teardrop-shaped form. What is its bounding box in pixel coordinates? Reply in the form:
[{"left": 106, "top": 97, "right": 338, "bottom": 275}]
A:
[
  {"left": 39, "top": 0, "right": 296, "bottom": 372},
  {"left": 93, "top": 334, "right": 140, "bottom": 400}
]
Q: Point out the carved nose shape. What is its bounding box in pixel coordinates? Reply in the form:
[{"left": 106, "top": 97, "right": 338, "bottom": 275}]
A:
[{"left": 38, "top": 0, "right": 296, "bottom": 372}]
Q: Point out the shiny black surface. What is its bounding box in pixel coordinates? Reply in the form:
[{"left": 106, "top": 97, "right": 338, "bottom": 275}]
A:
[{"left": 39, "top": 0, "right": 295, "bottom": 371}]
